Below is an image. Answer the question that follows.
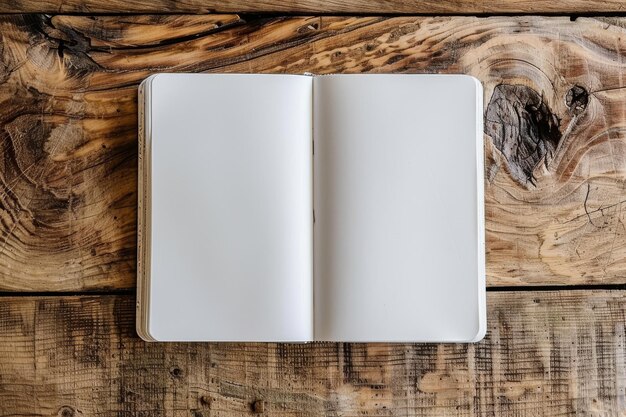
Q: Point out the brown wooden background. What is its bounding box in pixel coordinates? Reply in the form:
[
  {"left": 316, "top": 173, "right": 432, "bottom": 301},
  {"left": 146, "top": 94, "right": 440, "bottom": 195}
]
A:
[{"left": 1, "top": 2, "right": 625, "bottom": 416}]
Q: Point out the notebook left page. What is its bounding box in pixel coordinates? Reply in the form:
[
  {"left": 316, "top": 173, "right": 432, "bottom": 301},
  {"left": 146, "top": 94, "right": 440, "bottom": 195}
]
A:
[{"left": 139, "top": 74, "right": 313, "bottom": 341}]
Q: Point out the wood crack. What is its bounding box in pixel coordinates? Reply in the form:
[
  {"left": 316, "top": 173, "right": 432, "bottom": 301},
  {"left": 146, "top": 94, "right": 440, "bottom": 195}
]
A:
[{"left": 583, "top": 183, "right": 599, "bottom": 227}]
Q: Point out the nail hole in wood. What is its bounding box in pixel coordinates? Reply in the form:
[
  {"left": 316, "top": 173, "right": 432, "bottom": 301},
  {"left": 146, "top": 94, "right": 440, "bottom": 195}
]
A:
[
  {"left": 200, "top": 395, "right": 212, "bottom": 408},
  {"left": 58, "top": 406, "right": 75, "bottom": 417},
  {"left": 252, "top": 399, "right": 265, "bottom": 413},
  {"left": 169, "top": 366, "right": 183, "bottom": 378}
]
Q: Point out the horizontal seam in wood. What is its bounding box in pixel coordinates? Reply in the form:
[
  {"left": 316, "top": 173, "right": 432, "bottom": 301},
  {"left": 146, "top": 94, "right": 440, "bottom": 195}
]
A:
[
  {"left": 0, "top": 285, "right": 624, "bottom": 298},
  {"left": 488, "top": 284, "right": 626, "bottom": 292},
  {"left": 4, "top": 12, "right": 626, "bottom": 17},
  {"left": 0, "top": 289, "right": 135, "bottom": 297}
]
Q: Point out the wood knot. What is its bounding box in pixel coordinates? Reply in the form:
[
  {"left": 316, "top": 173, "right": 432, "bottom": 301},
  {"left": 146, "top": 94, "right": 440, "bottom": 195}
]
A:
[
  {"left": 252, "top": 399, "right": 265, "bottom": 413},
  {"left": 565, "top": 85, "right": 588, "bottom": 115},
  {"left": 485, "top": 84, "right": 562, "bottom": 186}
]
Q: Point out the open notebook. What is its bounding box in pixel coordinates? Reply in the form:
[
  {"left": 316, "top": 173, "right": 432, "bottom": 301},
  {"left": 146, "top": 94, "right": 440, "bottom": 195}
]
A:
[{"left": 137, "top": 73, "right": 485, "bottom": 342}]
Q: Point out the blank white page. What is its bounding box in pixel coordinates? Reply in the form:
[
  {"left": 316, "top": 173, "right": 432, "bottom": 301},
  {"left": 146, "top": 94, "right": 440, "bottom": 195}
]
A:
[
  {"left": 148, "top": 74, "right": 313, "bottom": 341},
  {"left": 313, "top": 74, "right": 485, "bottom": 342}
]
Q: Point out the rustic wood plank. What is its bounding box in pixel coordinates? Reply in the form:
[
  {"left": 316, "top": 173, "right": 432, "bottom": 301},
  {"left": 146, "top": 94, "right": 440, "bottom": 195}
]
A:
[
  {"left": 0, "top": 290, "right": 624, "bottom": 416},
  {"left": 4, "top": 0, "right": 626, "bottom": 15},
  {"left": 1, "top": 15, "right": 626, "bottom": 291}
]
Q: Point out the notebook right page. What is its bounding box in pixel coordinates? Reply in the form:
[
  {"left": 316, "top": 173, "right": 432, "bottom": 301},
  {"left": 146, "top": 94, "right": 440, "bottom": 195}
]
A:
[{"left": 313, "top": 74, "right": 485, "bottom": 342}]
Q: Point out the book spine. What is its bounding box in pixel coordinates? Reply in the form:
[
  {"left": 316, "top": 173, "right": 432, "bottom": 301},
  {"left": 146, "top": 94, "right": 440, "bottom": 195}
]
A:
[{"left": 136, "top": 80, "right": 144, "bottom": 326}]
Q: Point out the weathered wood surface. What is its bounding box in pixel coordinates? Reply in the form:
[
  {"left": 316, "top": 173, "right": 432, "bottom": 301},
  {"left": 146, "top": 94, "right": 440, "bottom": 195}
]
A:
[
  {"left": 1, "top": 15, "right": 626, "bottom": 291},
  {"left": 1, "top": 12, "right": 625, "bottom": 417},
  {"left": 0, "top": 290, "right": 624, "bottom": 416},
  {"left": 5, "top": 0, "right": 626, "bottom": 14}
]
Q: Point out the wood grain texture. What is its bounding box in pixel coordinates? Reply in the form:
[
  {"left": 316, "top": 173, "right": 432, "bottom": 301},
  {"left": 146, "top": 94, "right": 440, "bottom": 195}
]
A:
[
  {"left": 0, "top": 291, "right": 624, "bottom": 416},
  {"left": 4, "top": 0, "right": 626, "bottom": 14},
  {"left": 2, "top": 15, "right": 626, "bottom": 290}
]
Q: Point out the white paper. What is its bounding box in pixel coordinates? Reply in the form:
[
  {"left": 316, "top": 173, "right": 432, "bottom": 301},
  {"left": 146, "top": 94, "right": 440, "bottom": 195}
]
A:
[
  {"left": 313, "top": 74, "right": 485, "bottom": 342},
  {"left": 146, "top": 74, "right": 313, "bottom": 341}
]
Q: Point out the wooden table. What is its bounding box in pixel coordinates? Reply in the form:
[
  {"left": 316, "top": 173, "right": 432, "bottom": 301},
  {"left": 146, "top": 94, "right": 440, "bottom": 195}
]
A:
[{"left": 1, "top": 2, "right": 625, "bottom": 416}]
